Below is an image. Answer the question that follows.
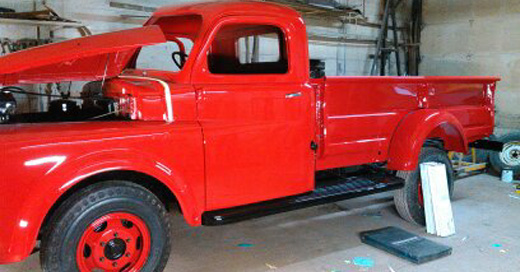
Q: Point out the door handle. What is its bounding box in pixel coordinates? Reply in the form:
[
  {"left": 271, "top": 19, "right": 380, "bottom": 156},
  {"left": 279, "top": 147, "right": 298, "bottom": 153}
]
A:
[{"left": 285, "top": 92, "right": 302, "bottom": 99}]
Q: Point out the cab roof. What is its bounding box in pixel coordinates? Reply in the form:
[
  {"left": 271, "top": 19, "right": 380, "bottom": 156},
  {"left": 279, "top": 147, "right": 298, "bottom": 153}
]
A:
[{"left": 151, "top": 1, "right": 302, "bottom": 22}]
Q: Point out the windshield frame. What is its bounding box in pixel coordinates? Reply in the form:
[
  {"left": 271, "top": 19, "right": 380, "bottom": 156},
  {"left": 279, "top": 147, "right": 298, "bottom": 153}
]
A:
[{"left": 125, "top": 14, "right": 204, "bottom": 78}]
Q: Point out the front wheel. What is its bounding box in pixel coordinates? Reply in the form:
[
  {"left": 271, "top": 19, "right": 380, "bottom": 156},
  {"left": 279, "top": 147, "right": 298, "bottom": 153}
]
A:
[
  {"left": 40, "top": 181, "right": 172, "bottom": 272},
  {"left": 393, "top": 147, "right": 455, "bottom": 226}
]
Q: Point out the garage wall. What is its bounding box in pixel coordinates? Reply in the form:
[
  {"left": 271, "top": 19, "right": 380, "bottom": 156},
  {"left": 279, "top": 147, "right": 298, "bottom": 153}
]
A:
[
  {"left": 307, "top": 0, "right": 408, "bottom": 77},
  {"left": 421, "top": 0, "right": 520, "bottom": 130},
  {"left": 0, "top": 1, "right": 43, "bottom": 113}
]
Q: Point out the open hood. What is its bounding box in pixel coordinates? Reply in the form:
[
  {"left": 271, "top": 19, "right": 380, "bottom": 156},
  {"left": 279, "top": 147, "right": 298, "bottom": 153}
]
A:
[{"left": 0, "top": 25, "right": 166, "bottom": 86}]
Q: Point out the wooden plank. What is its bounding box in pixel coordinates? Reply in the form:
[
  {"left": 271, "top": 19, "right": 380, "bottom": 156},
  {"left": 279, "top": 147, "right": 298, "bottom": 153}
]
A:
[
  {"left": 420, "top": 162, "right": 456, "bottom": 237},
  {"left": 109, "top": 1, "right": 157, "bottom": 12},
  {"left": 420, "top": 162, "right": 436, "bottom": 234},
  {"left": 0, "top": 18, "right": 83, "bottom": 27}
]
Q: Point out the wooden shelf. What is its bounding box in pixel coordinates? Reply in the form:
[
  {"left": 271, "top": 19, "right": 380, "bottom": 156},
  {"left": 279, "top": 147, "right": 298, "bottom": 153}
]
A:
[
  {"left": 0, "top": 18, "right": 83, "bottom": 27},
  {"left": 308, "top": 34, "right": 377, "bottom": 46},
  {"left": 264, "top": 0, "right": 406, "bottom": 30}
]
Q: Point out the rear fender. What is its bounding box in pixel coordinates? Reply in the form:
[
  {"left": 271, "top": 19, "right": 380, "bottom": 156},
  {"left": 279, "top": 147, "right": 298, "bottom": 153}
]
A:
[{"left": 387, "top": 109, "right": 468, "bottom": 171}]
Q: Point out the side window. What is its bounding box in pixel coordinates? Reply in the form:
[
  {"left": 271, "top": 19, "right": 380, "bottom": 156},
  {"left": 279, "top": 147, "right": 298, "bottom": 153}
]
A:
[{"left": 208, "top": 24, "right": 288, "bottom": 74}]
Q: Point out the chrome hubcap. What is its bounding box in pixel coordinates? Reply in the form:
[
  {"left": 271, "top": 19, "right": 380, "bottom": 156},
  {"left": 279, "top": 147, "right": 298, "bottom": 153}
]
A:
[{"left": 500, "top": 141, "right": 520, "bottom": 167}]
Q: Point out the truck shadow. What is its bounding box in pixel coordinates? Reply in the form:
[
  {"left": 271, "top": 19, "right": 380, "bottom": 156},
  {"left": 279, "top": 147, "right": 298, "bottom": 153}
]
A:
[{"left": 167, "top": 193, "right": 424, "bottom": 272}]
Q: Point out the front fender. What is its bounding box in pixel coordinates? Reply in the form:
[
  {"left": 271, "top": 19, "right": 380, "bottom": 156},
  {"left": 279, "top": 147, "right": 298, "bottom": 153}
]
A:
[
  {"left": 387, "top": 109, "right": 468, "bottom": 171},
  {"left": 4, "top": 126, "right": 205, "bottom": 264},
  {"left": 46, "top": 149, "right": 203, "bottom": 224}
]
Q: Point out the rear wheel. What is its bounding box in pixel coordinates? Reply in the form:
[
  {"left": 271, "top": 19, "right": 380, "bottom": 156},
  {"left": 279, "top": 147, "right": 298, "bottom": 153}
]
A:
[
  {"left": 489, "top": 132, "right": 520, "bottom": 179},
  {"left": 394, "top": 147, "right": 455, "bottom": 226},
  {"left": 40, "top": 181, "right": 171, "bottom": 272}
]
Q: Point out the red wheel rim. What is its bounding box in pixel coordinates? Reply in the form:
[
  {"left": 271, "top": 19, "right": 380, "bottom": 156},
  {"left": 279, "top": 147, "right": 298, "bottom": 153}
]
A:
[
  {"left": 417, "top": 177, "right": 424, "bottom": 207},
  {"left": 76, "top": 212, "right": 151, "bottom": 272}
]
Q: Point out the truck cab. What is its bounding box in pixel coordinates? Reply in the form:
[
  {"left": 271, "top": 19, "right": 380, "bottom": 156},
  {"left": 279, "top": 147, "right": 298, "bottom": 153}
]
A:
[{"left": 108, "top": 2, "right": 317, "bottom": 210}]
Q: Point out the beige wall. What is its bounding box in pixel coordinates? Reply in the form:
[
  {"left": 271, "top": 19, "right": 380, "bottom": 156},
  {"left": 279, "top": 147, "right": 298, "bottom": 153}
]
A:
[{"left": 421, "top": 0, "right": 520, "bottom": 130}]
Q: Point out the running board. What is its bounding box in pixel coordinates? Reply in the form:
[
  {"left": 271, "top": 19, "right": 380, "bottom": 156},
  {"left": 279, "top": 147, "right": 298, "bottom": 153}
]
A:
[{"left": 202, "top": 168, "right": 404, "bottom": 226}]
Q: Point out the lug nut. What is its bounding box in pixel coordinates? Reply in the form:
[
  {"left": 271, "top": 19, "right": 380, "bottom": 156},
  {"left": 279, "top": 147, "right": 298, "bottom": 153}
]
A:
[
  {"left": 99, "top": 257, "right": 105, "bottom": 262},
  {"left": 126, "top": 238, "right": 131, "bottom": 243},
  {"left": 100, "top": 242, "right": 106, "bottom": 247},
  {"left": 112, "top": 262, "right": 118, "bottom": 267},
  {"left": 125, "top": 253, "right": 131, "bottom": 257},
  {"left": 114, "top": 232, "right": 118, "bottom": 238}
]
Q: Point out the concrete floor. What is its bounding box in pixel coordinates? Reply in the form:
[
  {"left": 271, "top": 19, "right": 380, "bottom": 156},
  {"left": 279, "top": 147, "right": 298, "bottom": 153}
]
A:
[{"left": 2, "top": 174, "right": 519, "bottom": 272}]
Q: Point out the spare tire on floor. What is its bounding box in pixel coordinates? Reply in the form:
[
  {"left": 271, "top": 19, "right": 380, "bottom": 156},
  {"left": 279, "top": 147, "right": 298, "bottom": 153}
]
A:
[{"left": 489, "top": 132, "right": 520, "bottom": 179}]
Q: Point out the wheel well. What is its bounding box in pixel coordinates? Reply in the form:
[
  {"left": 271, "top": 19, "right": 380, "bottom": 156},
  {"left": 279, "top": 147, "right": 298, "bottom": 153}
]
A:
[
  {"left": 423, "top": 137, "right": 445, "bottom": 149},
  {"left": 39, "top": 170, "right": 180, "bottom": 239},
  {"left": 426, "top": 123, "right": 465, "bottom": 152}
]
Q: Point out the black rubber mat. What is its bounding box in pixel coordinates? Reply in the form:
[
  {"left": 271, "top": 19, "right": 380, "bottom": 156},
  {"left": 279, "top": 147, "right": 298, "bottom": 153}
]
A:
[{"left": 360, "top": 226, "right": 452, "bottom": 264}]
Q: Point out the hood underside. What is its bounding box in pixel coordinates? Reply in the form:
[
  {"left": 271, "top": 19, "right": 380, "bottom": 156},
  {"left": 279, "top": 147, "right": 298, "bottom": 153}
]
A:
[{"left": 0, "top": 25, "right": 167, "bottom": 86}]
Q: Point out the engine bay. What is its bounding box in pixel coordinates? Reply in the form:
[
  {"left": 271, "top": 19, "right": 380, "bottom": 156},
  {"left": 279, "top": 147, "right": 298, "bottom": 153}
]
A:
[{"left": 0, "top": 82, "right": 129, "bottom": 124}]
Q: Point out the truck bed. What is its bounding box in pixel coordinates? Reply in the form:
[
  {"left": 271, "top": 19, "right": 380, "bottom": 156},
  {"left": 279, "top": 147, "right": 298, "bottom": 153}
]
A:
[{"left": 314, "top": 76, "right": 498, "bottom": 171}]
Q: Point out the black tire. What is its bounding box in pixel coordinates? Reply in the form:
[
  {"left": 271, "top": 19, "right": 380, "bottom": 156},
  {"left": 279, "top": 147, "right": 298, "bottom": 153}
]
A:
[
  {"left": 394, "top": 147, "right": 455, "bottom": 226},
  {"left": 40, "top": 181, "right": 172, "bottom": 272},
  {"left": 489, "top": 132, "right": 520, "bottom": 179}
]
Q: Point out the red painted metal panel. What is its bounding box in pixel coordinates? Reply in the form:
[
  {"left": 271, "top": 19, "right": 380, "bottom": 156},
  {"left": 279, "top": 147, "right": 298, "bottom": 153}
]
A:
[
  {"left": 0, "top": 26, "right": 166, "bottom": 85},
  {"left": 386, "top": 109, "right": 468, "bottom": 170},
  {"left": 197, "top": 83, "right": 315, "bottom": 210},
  {"left": 316, "top": 78, "right": 419, "bottom": 170},
  {"left": 316, "top": 77, "right": 498, "bottom": 171}
]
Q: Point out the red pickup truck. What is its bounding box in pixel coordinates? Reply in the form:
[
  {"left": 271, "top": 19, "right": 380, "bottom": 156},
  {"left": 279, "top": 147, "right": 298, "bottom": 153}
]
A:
[{"left": 0, "top": 1, "right": 499, "bottom": 271}]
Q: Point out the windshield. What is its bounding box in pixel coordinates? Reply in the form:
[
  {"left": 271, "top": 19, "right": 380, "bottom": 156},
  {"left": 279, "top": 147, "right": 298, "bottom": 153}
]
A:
[
  {"left": 134, "top": 14, "right": 202, "bottom": 72},
  {"left": 136, "top": 37, "right": 194, "bottom": 72}
]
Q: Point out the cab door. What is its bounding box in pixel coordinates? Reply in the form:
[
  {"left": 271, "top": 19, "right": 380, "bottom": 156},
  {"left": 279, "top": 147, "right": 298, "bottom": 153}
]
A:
[{"left": 192, "top": 17, "right": 315, "bottom": 210}]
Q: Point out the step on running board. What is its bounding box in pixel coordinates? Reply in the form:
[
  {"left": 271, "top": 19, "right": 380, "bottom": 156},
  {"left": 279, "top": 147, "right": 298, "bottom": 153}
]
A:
[{"left": 202, "top": 168, "right": 404, "bottom": 226}]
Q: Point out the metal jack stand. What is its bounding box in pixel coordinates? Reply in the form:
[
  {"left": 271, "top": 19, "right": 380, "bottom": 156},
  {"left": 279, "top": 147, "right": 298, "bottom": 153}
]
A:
[{"left": 370, "top": 0, "right": 402, "bottom": 76}]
